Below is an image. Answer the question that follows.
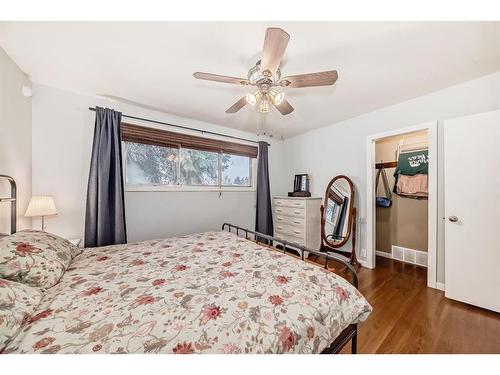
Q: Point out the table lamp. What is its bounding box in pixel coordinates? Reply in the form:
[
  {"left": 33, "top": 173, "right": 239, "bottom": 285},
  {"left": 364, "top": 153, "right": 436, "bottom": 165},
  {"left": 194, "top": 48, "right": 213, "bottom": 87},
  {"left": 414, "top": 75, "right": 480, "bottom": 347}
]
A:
[{"left": 25, "top": 195, "right": 58, "bottom": 231}]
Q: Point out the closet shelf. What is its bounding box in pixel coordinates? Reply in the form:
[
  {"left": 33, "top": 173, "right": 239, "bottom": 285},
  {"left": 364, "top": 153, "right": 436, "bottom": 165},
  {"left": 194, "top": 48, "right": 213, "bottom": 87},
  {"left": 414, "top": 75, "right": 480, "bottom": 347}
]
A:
[{"left": 375, "top": 161, "right": 397, "bottom": 169}]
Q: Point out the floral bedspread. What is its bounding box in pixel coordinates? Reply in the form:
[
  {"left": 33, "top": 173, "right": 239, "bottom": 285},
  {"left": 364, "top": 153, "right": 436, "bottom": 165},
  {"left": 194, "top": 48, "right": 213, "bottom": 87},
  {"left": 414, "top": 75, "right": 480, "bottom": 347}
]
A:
[{"left": 5, "top": 231, "right": 372, "bottom": 354}]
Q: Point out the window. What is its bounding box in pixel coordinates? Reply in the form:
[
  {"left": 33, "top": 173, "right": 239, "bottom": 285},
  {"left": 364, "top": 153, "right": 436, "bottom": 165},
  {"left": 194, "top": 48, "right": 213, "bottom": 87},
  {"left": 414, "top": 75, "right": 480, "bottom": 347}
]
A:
[
  {"left": 121, "top": 123, "right": 257, "bottom": 190},
  {"left": 179, "top": 148, "right": 219, "bottom": 186},
  {"left": 222, "top": 153, "right": 251, "bottom": 186},
  {"left": 125, "top": 142, "right": 178, "bottom": 185}
]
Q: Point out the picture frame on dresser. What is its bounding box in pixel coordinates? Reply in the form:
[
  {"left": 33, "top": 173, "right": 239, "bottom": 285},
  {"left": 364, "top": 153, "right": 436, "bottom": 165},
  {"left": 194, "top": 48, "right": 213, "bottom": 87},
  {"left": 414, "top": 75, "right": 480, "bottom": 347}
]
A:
[{"left": 293, "top": 174, "right": 309, "bottom": 192}]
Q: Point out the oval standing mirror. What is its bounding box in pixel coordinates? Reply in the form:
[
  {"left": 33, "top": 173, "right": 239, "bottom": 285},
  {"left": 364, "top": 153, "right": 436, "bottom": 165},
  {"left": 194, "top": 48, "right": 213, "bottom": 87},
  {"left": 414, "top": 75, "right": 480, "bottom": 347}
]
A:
[{"left": 321, "top": 175, "right": 354, "bottom": 249}]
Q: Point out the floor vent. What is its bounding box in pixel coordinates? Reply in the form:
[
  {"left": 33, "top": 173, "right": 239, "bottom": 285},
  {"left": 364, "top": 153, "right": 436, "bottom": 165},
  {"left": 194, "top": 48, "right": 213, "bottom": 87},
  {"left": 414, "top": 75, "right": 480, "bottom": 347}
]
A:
[
  {"left": 391, "top": 245, "right": 427, "bottom": 267},
  {"left": 392, "top": 246, "right": 405, "bottom": 262}
]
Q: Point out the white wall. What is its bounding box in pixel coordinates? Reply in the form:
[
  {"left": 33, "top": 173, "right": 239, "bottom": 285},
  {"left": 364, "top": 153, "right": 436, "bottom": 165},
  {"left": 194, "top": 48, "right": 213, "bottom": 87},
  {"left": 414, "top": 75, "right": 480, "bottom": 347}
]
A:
[
  {"left": 31, "top": 84, "right": 288, "bottom": 242},
  {"left": 284, "top": 71, "right": 500, "bottom": 283},
  {"left": 0, "top": 47, "right": 32, "bottom": 233}
]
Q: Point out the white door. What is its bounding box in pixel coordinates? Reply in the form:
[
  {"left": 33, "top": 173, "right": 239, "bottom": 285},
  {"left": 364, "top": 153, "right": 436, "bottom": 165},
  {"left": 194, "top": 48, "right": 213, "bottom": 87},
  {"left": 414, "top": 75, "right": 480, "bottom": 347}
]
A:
[{"left": 444, "top": 109, "right": 500, "bottom": 312}]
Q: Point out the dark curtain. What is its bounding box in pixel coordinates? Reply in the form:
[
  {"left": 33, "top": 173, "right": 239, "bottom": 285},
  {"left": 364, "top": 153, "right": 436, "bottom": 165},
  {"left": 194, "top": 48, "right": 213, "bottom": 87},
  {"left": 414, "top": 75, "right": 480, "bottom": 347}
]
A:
[
  {"left": 255, "top": 141, "right": 273, "bottom": 237},
  {"left": 84, "top": 107, "right": 127, "bottom": 247}
]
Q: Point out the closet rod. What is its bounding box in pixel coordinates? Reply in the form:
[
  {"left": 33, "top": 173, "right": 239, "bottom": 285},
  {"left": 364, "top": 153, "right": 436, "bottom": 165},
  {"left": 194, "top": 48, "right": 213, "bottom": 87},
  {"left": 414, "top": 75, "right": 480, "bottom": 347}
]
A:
[
  {"left": 375, "top": 161, "right": 397, "bottom": 169},
  {"left": 88, "top": 107, "right": 270, "bottom": 146}
]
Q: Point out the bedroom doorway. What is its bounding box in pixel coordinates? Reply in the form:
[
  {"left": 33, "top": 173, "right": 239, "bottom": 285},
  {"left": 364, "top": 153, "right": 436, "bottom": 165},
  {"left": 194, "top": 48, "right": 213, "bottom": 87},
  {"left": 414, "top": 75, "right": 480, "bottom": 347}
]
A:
[{"left": 366, "top": 121, "right": 438, "bottom": 289}]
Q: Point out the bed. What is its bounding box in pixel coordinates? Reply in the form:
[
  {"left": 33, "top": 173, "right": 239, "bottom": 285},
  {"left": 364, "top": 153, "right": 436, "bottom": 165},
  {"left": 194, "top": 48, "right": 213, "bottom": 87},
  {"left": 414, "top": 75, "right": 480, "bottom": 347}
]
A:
[{"left": 0, "top": 223, "right": 371, "bottom": 354}]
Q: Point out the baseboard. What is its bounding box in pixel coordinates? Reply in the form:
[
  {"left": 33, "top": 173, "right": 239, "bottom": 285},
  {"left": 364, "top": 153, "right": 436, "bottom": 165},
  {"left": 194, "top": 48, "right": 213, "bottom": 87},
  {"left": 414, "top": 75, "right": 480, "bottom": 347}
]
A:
[
  {"left": 436, "top": 282, "right": 445, "bottom": 291},
  {"left": 376, "top": 250, "right": 392, "bottom": 259},
  {"left": 358, "top": 259, "right": 372, "bottom": 268},
  {"left": 376, "top": 248, "right": 428, "bottom": 268}
]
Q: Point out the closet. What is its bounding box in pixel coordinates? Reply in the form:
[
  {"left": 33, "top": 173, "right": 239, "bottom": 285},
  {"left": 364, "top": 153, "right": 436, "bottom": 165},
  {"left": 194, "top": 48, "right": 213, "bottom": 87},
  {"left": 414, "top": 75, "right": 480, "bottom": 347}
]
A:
[{"left": 374, "top": 130, "right": 429, "bottom": 267}]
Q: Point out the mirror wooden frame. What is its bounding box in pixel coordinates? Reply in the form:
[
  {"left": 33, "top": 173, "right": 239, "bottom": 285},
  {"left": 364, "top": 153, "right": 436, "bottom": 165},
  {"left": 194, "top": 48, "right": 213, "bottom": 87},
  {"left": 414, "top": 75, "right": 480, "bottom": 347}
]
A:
[{"left": 320, "top": 175, "right": 360, "bottom": 267}]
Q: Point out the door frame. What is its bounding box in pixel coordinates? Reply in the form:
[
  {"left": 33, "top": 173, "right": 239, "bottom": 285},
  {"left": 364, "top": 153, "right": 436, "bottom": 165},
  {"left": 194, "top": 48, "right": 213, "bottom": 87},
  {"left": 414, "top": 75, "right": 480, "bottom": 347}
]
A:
[{"left": 366, "top": 121, "right": 438, "bottom": 289}]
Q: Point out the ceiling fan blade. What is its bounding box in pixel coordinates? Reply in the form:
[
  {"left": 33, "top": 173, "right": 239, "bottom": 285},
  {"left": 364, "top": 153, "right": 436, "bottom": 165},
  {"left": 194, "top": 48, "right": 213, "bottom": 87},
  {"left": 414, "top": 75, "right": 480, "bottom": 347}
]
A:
[
  {"left": 260, "top": 28, "right": 290, "bottom": 76},
  {"left": 280, "top": 70, "right": 338, "bottom": 88},
  {"left": 225, "top": 97, "right": 247, "bottom": 114},
  {"left": 193, "top": 72, "right": 250, "bottom": 85},
  {"left": 274, "top": 99, "right": 294, "bottom": 115}
]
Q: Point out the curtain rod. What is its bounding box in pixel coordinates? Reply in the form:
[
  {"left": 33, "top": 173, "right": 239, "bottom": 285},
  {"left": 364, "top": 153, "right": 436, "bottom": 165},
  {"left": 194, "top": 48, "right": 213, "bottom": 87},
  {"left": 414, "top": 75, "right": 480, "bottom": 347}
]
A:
[{"left": 88, "top": 107, "right": 269, "bottom": 146}]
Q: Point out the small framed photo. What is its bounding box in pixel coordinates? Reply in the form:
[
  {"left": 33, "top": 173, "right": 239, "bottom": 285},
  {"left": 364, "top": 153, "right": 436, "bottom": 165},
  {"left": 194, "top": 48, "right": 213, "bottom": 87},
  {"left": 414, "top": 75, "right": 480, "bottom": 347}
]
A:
[{"left": 294, "top": 174, "right": 309, "bottom": 192}]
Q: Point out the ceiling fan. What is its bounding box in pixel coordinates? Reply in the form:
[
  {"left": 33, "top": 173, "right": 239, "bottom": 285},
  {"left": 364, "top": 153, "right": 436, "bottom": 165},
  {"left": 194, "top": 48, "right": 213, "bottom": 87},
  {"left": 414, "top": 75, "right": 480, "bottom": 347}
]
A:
[{"left": 193, "top": 27, "right": 338, "bottom": 116}]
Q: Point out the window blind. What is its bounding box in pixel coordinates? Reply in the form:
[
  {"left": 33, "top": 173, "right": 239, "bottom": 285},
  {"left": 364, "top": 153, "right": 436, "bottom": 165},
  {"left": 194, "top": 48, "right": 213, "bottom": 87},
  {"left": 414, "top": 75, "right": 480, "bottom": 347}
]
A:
[{"left": 121, "top": 123, "right": 258, "bottom": 158}]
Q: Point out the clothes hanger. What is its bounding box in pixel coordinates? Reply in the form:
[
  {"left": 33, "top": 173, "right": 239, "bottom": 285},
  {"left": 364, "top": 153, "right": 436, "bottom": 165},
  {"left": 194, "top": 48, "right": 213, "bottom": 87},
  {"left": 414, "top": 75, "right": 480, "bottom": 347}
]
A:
[{"left": 397, "top": 140, "right": 428, "bottom": 158}]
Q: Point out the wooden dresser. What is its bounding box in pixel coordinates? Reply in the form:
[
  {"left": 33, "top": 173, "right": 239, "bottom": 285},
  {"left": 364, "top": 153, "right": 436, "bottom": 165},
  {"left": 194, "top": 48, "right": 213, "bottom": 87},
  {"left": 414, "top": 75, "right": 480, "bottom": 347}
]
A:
[{"left": 272, "top": 196, "right": 322, "bottom": 251}]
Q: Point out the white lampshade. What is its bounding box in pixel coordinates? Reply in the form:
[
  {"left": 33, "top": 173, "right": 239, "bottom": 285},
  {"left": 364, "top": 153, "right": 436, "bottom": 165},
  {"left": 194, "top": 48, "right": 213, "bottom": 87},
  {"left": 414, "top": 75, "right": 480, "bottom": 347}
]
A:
[{"left": 25, "top": 196, "right": 58, "bottom": 217}]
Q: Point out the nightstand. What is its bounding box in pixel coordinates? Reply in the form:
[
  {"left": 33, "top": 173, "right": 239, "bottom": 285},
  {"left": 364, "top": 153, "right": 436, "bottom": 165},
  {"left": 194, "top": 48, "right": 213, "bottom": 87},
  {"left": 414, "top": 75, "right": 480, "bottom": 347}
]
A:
[{"left": 68, "top": 238, "right": 82, "bottom": 247}]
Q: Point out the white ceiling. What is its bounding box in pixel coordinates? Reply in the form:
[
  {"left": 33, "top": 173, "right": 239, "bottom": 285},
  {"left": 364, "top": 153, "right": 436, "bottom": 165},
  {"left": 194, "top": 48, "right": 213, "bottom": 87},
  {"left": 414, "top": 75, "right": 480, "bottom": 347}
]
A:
[{"left": 1, "top": 22, "right": 500, "bottom": 138}]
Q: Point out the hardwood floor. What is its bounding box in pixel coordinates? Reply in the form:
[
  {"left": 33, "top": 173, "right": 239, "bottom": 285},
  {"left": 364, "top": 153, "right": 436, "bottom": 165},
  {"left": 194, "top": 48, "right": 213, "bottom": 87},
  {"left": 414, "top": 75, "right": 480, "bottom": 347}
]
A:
[{"left": 334, "top": 256, "right": 500, "bottom": 353}]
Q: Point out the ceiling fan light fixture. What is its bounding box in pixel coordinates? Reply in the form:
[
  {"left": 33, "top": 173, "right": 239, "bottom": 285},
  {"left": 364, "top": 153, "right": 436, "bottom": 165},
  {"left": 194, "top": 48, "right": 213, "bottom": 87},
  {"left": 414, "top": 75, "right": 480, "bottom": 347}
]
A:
[
  {"left": 268, "top": 88, "right": 285, "bottom": 106},
  {"left": 245, "top": 90, "right": 260, "bottom": 106},
  {"left": 258, "top": 96, "right": 270, "bottom": 113},
  {"left": 248, "top": 60, "right": 281, "bottom": 85}
]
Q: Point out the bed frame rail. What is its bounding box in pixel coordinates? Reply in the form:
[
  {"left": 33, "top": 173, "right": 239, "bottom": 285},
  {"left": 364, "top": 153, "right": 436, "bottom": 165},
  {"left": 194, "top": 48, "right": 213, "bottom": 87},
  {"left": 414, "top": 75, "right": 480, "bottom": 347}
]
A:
[
  {"left": 221, "top": 222, "right": 360, "bottom": 354},
  {"left": 222, "top": 222, "right": 358, "bottom": 288}
]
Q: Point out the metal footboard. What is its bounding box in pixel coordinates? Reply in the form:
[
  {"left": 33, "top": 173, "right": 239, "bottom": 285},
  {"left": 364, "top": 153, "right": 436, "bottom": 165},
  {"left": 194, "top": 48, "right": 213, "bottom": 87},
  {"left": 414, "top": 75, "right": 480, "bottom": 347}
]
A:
[
  {"left": 221, "top": 223, "right": 358, "bottom": 288},
  {"left": 221, "top": 222, "right": 359, "bottom": 354}
]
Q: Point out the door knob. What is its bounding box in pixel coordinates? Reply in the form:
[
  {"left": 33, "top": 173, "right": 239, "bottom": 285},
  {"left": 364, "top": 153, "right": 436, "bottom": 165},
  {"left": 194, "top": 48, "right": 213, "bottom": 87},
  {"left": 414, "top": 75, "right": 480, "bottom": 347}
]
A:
[{"left": 448, "top": 215, "right": 459, "bottom": 222}]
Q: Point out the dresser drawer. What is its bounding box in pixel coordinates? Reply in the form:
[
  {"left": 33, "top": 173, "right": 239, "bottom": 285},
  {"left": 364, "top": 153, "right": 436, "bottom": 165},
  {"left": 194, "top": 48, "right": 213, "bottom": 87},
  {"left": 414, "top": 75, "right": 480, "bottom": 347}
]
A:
[
  {"left": 273, "top": 206, "right": 305, "bottom": 218},
  {"left": 274, "top": 223, "right": 305, "bottom": 239},
  {"left": 274, "top": 230, "right": 305, "bottom": 246},
  {"left": 274, "top": 215, "right": 305, "bottom": 228},
  {"left": 274, "top": 198, "right": 306, "bottom": 209}
]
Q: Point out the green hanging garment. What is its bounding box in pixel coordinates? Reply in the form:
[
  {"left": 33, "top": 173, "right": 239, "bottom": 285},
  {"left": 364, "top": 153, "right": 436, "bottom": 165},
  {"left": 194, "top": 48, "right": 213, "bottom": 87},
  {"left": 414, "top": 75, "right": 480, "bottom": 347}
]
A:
[{"left": 395, "top": 150, "right": 428, "bottom": 176}]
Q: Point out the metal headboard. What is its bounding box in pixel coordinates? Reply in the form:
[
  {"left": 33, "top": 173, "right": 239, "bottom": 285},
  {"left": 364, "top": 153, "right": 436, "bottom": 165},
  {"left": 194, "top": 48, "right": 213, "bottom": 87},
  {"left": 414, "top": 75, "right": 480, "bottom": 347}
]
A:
[{"left": 0, "top": 175, "right": 17, "bottom": 235}]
